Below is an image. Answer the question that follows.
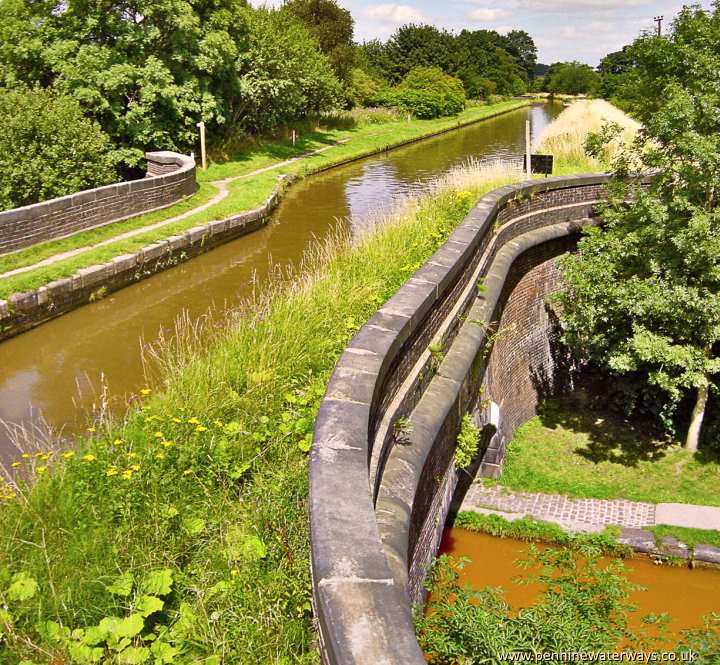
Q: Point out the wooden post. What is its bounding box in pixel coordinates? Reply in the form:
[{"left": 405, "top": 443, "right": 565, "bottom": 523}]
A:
[
  {"left": 525, "top": 119, "right": 532, "bottom": 177},
  {"left": 196, "top": 121, "right": 207, "bottom": 170},
  {"left": 292, "top": 129, "right": 296, "bottom": 147}
]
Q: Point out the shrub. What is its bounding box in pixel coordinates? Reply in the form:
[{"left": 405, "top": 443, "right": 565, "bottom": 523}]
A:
[
  {"left": 454, "top": 414, "right": 480, "bottom": 470},
  {"left": 347, "top": 68, "right": 387, "bottom": 107},
  {"left": 0, "top": 89, "right": 117, "bottom": 211},
  {"left": 392, "top": 67, "right": 466, "bottom": 119}
]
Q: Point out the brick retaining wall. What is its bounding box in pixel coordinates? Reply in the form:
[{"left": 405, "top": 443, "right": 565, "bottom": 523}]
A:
[
  {"left": 0, "top": 151, "right": 196, "bottom": 255},
  {"left": 309, "top": 174, "right": 637, "bottom": 665}
]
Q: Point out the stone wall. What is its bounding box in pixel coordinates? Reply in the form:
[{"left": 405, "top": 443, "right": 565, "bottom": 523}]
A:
[
  {"left": 0, "top": 185, "right": 287, "bottom": 342},
  {"left": 309, "top": 174, "right": 637, "bottom": 665},
  {"left": 0, "top": 151, "right": 196, "bottom": 255}
]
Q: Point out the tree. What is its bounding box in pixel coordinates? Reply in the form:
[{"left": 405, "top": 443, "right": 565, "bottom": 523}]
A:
[
  {"left": 502, "top": 30, "right": 538, "bottom": 80},
  {"left": 545, "top": 61, "right": 599, "bottom": 95},
  {"left": 556, "top": 6, "right": 720, "bottom": 451},
  {"left": 0, "top": 88, "right": 117, "bottom": 210},
  {"left": 383, "top": 24, "right": 459, "bottom": 83},
  {"left": 231, "top": 8, "right": 341, "bottom": 132},
  {"left": 281, "top": 0, "right": 355, "bottom": 83},
  {"left": 0, "top": 0, "right": 251, "bottom": 164},
  {"left": 392, "top": 66, "right": 465, "bottom": 119}
]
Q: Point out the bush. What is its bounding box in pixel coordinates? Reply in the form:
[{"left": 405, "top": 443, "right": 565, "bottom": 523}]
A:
[
  {"left": 0, "top": 89, "right": 117, "bottom": 211},
  {"left": 392, "top": 66, "right": 466, "bottom": 119},
  {"left": 347, "top": 68, "right": 388, "bottom": 107}
]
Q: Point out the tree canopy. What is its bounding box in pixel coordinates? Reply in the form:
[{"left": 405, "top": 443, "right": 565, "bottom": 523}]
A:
[
  {"left": 558, "top": 4, "right": 720, "bottom": 450},
  {"left": 544, "top": 61, "right": 599, "bottom": 95}
]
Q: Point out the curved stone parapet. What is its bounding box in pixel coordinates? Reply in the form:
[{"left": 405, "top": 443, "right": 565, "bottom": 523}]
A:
[
  {"left": 0, "top": 151, "right": 196, "bottom": 256},
  {"left": 309, "top": 173, "right": 620, "bottom": 664}
]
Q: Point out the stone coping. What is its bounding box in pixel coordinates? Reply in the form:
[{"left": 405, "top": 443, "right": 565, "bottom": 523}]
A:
[{"left": 309, "top": 173, "right": 618, "bottom": 665}]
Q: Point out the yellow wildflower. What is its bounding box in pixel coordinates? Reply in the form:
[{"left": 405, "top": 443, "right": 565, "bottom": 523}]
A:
[
  {"left": 195, "top": 425, "right": 207, "bottom": 432},
  {"left": 172, "top": 417, "right": 182, "bottom": 423},
  {"left": 182, "top": 469, "right": 193, "bottom": 476},
  {"left": 21, "top": 453, "right": 30, "bottom": 459},
  {"left": 36, "top": 466, "right": 48, "bottom": 474},
  {"left": 113, "top": 439, "right": 124, "bottom": 445},
  {"left": 121, "top": 469, "right": 134, "bottom": 480},
  {"left": 155, "top": 452, "right": 166, "bottom": 460},
  {"left": 62, "top": 451, "right": 75, "bottom": 459},
  {"left": 10, "top": 462, "right": 21, "bottom": 468},
  {"left": 2, "top": 492, "right": 17, "bottom": 500},
  {"left": 230, "top": 569, "right": 239, "bottom": 577},
  {"left": 87, "top": 427, "right": 96, "bottom": 433},
  {"left": 160, "top": 440, "right": 174, "bottom": 448},
  {"left": 130, "top": 464, "right": 141, "bottom": 472},
  {"left": 128, "top": 452, "right": 138, "bottom": 459},
  {"left": 140, "top": 388, "right": 152, "bottom": 395},
  {"left": 39, "top": 453, "right": 50, "bottom": 461},
  {"left": 214, "top": 420, "right": 224, "bottom": 427},
  {"left": 106, "top": 467, "right": 119, "bottom": 477},
  {"left": 81, "top": 454, "right": 96, "bottom": 462},
  {"left": 188, "top": 417, "right": 201, "bottom": 425},
  {"left": 154, "top": 431, "right": 164, "bottom": 438}
]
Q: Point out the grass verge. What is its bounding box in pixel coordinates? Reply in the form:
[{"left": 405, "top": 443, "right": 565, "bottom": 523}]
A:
[
  {"left": 453, "top": 511, "right": 631, "bottom": 556},
  {"left": 648, "top": 525, "right": 720, "bottom": 549},
  {"left": 490, "top": 397, "right": 720, "bottom": 506},
  {"left": 0, "top": 163, "right": 521, "bottom": 664},
  {"left": 0, "top": 100, "right": 530, "bottom": 300}
]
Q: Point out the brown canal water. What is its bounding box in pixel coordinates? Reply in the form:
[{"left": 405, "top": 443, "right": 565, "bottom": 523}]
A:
[
  {"left": 439, "top": 529, "right": 720, "bottom": 642},
  {"left": 0, "top": 103, "right": 563, "bottom": 461}
]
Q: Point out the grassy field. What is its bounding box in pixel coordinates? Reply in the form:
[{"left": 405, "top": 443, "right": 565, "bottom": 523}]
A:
[
  {"left": 491, "top": 397, "right": 720, "bottom": 506},
  {"left": 0, "top": 100, "right": 530, "bottom": 300}
]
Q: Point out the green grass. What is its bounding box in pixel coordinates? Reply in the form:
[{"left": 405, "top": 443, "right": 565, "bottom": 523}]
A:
[
  {"left": 0, "top": 100, "right": 530, "bottom": 301},
  {"left": 648, "top": 525, "right": 720, "bottom": 549},
  {"left": 492, "top": 397, "right": 720, "bottom": 507},
  {"left": 0, "top": 172, "right": 520, "bottom": 664},
  {"left": 454, "top": 511, "right": 630, "bottom": 556}
]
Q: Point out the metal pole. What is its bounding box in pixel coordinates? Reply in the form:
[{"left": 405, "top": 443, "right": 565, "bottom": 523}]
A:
[
  {"left": 525, "top": 120, "right": 532, "bottom": 177},
  {"left": 196, "top": 121, "right": 207, "bottom": 170}
]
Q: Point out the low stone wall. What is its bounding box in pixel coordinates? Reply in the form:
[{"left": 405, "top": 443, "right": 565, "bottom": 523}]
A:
[
  {"left": 309, "top": 174, "right": 621, "bottom": 665},
  {"left": 0, "top": 181, "right": 289, "bottom": 342},
  {"left": 0, "top": 151, "right": 196, "bottom": 256}
]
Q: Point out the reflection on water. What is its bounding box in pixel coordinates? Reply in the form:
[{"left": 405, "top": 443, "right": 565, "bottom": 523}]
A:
[
  {"left": 0, "top": 103, "right": 563, "bottom": 459},
  {"left": 438, "top": 528, "right": 720, "bottom": 640}
]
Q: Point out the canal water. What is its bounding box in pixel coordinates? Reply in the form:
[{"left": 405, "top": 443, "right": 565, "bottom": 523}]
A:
[
  {"left": 0, "top": 103, "right": 562, "bottom": 458},
  {"left": 438, "top": 529, "right": 720, "bottom": 643}
]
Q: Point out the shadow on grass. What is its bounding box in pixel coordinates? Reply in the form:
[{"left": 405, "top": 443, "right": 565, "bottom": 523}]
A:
[
  {"left": 208, "top": 115, "right": 361, "bottom": 167},
  {"left": 536, "top": 396, "right": 673, "bottom": 468}
]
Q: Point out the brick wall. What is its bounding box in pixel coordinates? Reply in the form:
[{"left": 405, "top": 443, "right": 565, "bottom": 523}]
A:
[{"left": 0, "top": 151, "right": 196, "bottom": 255}]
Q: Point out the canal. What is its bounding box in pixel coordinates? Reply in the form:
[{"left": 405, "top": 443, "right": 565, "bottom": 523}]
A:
[{"left": 0, "top": 103, "right": 562, "bottom": 457}]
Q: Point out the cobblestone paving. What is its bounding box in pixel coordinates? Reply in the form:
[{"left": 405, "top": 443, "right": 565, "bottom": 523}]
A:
[{"left": 463, "top": 484, "right": 657, "bottom": 529}]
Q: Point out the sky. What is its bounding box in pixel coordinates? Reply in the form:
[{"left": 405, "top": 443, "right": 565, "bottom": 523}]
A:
[{"left": 252, "top": 0, "right": 714, "bottom": 66}]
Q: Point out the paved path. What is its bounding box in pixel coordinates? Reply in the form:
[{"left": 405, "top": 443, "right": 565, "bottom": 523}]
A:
[
  {"left": 461, "top": 484, "right": 720, "bottom": 533},
  {"left": 0, "top": 140, "right": 348, "bottom": 281}
]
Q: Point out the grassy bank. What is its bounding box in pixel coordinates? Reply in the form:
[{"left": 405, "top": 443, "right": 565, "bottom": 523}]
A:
[
  {"left": 491, "top": 397, "right": 720, "bottom": 506},
  {"left": 454, "top": 512, "right": 630, "bottom": 556},
  {"left": 0, "top": 100, "right": 530, "bottom": 300},
  {"left": 0, "top": 162, "right": 523, "bottom": 664}
]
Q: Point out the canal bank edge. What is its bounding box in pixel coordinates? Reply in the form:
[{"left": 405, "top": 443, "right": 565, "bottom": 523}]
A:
[
  {"left": 0, "top": 100, "right": 534, "bottom": 342},
  {"left": 309, "top": 174, "right": 666, "bottom": 665}
]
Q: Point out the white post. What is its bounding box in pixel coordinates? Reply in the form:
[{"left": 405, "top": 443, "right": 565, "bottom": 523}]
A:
[
  {"left": 292, "top": 129, "right": 296, "bottom": 147},
  {"left": 196, "top": 121, "right": 207, "bottom": 170},
  {"left": 525, "top": 119, "right": 532, "bottom": 177}
]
